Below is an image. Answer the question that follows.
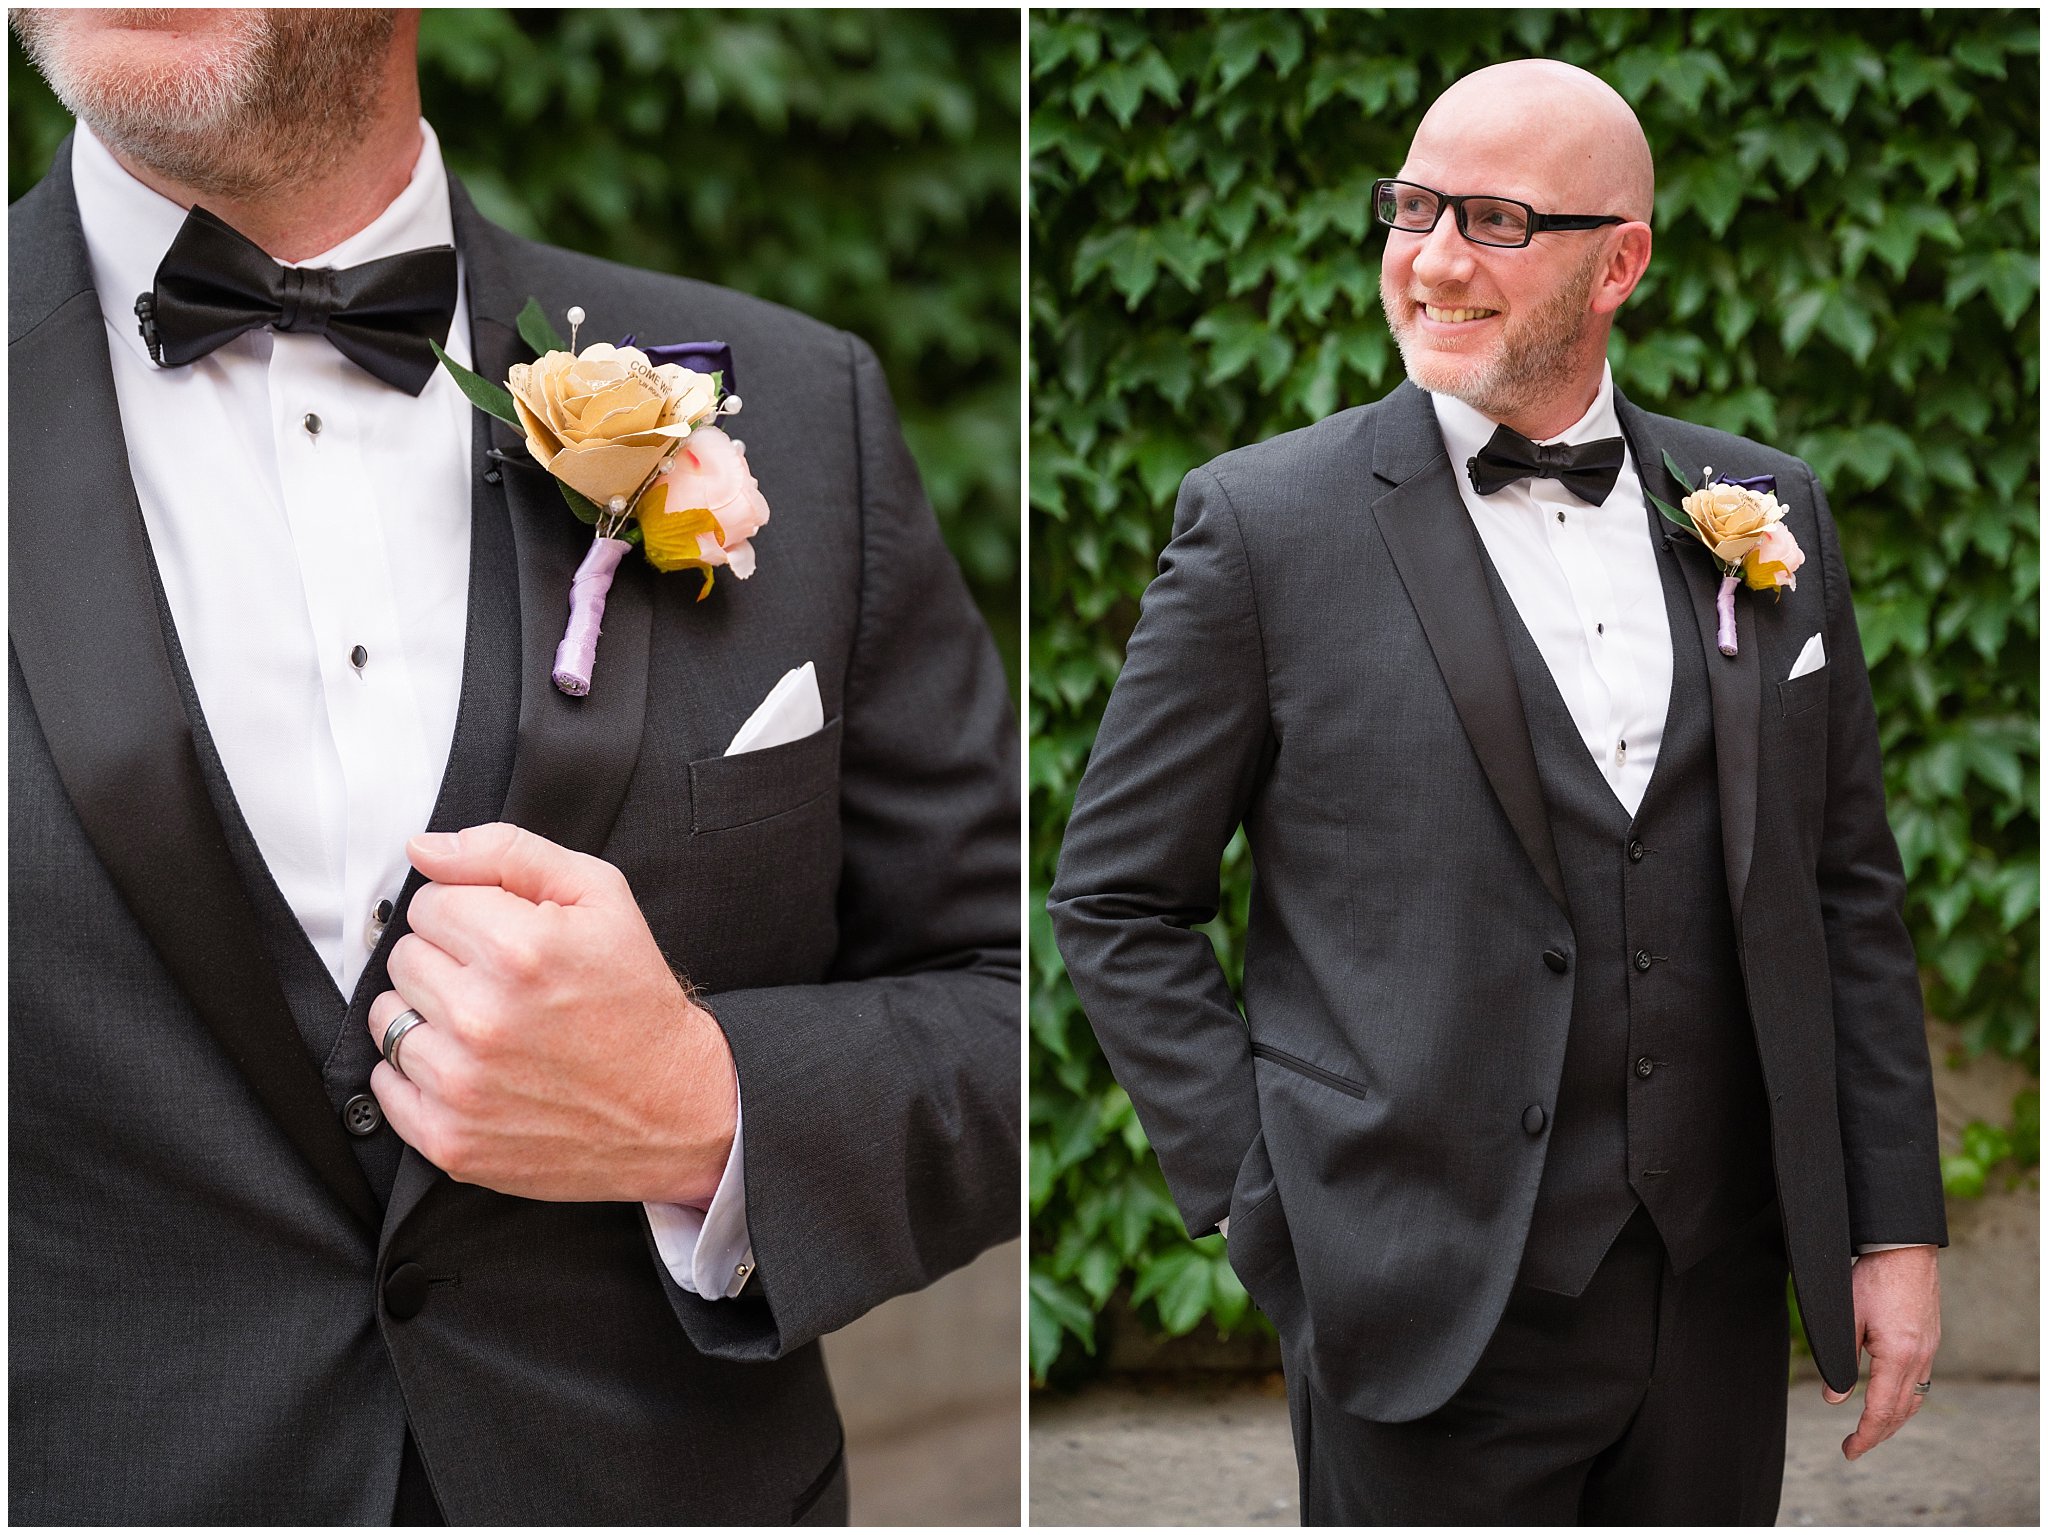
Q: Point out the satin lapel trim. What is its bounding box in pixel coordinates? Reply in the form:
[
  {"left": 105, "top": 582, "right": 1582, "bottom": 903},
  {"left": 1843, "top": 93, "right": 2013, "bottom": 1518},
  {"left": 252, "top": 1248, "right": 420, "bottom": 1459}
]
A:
[
  {"left": 8, "top": 166, "right": 380, "bottom": 1234},
  {"left": 1368, "top": 388, "right": 1571, "bottom": 920},
  {"left": 449, "top": 182, "right": 652, "bottom": 856},
  {"left": 374, "top": 405, "right": 527, "bottom": 1246},
  {"left": 1615, "top": 394, "right": 1760, "bottom": 925}
]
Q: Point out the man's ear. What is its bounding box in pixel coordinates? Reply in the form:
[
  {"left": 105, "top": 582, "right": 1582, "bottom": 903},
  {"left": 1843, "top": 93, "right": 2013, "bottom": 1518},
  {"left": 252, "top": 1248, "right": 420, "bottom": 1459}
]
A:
[{"left": 1590, "top": 223, "right": 1653, "bottom": 317}]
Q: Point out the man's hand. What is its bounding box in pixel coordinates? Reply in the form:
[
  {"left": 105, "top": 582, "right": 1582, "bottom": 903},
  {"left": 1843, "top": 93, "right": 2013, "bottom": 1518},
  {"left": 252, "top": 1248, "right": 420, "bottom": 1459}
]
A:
[
  {"left": 1822, "top": 1245, "right": 1941, "bottom": 1461},
  {"left": 366, "top": 822, "right": 737, "bottom": 1207}
]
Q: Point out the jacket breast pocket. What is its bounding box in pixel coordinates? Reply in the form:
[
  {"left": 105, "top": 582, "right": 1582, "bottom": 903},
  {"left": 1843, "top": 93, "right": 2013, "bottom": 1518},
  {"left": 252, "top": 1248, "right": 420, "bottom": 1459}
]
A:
[
  {"left": 689, "top": 716, "right": 843, "bottom": 833},
  {"left": 1777, "top": 667, "right": 1829, "bottom": 719},
  {"left": 656, "top": 717, "right": 844, "bottom": 989}
]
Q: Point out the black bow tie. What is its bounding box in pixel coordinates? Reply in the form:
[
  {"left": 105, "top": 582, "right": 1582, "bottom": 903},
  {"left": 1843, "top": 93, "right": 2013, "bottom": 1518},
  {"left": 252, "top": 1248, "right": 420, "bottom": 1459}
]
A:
[
  {"left": 1467, "top": 423, "right": 1627, "bottom": 506},
  {"left": 135, "top": 205, "right": 458, "bottom": 396}
]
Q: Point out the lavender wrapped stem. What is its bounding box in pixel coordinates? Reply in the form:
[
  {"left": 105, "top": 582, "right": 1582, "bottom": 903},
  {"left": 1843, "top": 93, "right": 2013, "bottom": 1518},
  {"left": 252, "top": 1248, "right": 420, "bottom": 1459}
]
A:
[
  {"left": 553, "top": 536, "right": 631, "bottom": 696},
  {"left": 1715, "top": 571, "right": 1739, "bottom": 656}
]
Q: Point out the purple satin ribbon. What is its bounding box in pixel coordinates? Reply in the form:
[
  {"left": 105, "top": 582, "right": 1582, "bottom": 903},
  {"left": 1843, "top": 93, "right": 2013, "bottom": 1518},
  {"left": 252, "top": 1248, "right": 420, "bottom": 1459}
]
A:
[
  {"left": 552, "top": 536, "right": 631, "bottom": 696},
  {"left": 1711, "top": 471, "right": 1777, "bottom": 494},
  {"left": 619, "top": 337, "right": 737, "bottom": 396}
]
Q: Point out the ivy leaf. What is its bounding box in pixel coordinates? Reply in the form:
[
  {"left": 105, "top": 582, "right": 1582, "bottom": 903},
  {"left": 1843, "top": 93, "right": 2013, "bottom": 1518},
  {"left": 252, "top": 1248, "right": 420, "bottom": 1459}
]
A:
[
  {"left": 1130, "top": 1244, "right": 1215, "bottom": 1336},
  {"left": 1945, "top": 251, "right": 2040, "bottom": 328},
  {"left": 1030, "top": 1270, "right": 1096, "bottom": 1381}
]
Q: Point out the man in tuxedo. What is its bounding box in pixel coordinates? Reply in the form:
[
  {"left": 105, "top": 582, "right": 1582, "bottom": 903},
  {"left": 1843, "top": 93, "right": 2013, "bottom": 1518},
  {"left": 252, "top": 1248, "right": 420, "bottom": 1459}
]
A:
[
  {"left": 10, "top": 10, "right": 1017, "bottom": 1524},
  {"left": 1051, "top": 59, "right": 1944, "bottom": 1524}
]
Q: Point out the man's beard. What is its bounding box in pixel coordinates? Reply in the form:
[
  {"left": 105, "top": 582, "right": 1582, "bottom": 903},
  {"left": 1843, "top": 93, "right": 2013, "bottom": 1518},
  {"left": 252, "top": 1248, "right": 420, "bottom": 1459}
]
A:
[
  {"left": 1382, "top": 246, "right": 1605, "bottom": 424},
  {"left": 10, "top": 8, "right": 397, "bottom": 200}
]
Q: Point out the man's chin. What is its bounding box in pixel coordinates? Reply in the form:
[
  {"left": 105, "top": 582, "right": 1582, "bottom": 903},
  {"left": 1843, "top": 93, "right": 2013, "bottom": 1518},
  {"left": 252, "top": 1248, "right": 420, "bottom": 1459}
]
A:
[{"left": 1397, "top": 346, "right": 1494, "bottom": 404}]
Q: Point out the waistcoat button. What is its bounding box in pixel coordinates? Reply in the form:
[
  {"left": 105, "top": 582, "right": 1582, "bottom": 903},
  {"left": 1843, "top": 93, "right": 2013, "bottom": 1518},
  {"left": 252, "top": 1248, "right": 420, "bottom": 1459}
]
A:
[
  {"left": 1635, "top": 1057, "right": 1655, "bottom": 1079},
  {"left": 1634, "top": 949, "right": 1653, "bottom": 972},
  {"left": 342, "top": 1093, "right": 382, "bottom": 1137}
]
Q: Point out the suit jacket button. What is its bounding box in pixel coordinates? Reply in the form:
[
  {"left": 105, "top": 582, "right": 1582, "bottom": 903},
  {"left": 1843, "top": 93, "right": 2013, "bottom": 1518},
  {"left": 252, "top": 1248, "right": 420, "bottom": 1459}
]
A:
[
  {"left": 1522, "top": 1105, "right": 1546, "bottom": 1135},
  {"left": 1636, "top": 1057, "right": 1655, "bottom": 1079},
  {"left": 384, "top": 1261, "right": 429, "bottom": 1320},
  {"left": 1634, "top": 949, "right": 1654, "bottom": 972},
  {"left": 1543, "top": 949, "right": 1568, "bottom": 974},
  {"left": 342, "top": 1093, "right": 382, "bottom": 1137}
]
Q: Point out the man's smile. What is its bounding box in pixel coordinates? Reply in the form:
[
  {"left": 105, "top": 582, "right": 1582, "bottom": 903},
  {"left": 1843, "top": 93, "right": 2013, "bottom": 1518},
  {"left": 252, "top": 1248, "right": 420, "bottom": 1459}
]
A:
[{"left": 1419, "top": 302, "right": 1502, "bottom": 329}]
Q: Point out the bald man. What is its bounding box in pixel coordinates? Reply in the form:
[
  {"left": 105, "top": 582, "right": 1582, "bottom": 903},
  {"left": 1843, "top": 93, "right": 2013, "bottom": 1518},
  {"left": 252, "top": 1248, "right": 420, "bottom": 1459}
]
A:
[{"left": 1051, "top": 59, "right": 1945, "bottom": 1524}]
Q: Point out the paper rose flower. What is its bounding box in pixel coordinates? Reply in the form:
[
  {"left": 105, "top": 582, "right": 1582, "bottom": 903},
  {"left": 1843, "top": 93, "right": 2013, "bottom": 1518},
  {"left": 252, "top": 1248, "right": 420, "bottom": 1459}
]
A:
[
  {"left": 1651, "top": 456, "right": 1804, "bottom": 657},
  {"left": 433, "top": 300, "right": 758, "bottom": 694},
  {"left": 506, "top": 344, "right": 718, "bottom": 509},
  {"left": 636, "top": 426, "right": 772, "bottom": 582},
  {"left": 1679, "top": 479, "right": 1786, "bottom": 566}
]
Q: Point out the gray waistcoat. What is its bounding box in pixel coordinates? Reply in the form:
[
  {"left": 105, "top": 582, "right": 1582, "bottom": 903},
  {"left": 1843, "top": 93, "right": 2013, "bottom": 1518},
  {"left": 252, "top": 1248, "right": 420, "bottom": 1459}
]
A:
[{"left": 1484, "top": 514, "right": 1776, "bottom": 1296}]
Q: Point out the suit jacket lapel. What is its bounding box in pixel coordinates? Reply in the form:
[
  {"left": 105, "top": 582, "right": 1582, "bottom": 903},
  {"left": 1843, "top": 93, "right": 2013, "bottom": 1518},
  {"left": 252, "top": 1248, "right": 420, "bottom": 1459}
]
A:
[
  {"left": 446, "top": 178, "right": 653, "bottom": 856},
  {"left": 1367, "top": 382, "right": 1571, "bottom": 920},
  {"left": 1613, "top": 391, "right": 1760, "bottom": 925},
  {"left": 8, "top": 138, "right": 381, "bottom": 1235},
  {"left": 381, "top": 181, "right": 657, "bottom": 1244}
]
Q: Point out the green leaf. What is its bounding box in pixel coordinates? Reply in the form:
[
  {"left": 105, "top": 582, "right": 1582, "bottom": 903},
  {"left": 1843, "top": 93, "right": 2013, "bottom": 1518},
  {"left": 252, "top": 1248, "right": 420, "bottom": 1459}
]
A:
[
  {"left": 556, "top": 481, "right": 638, "bottom": 545},
  {"left": 517, "top": 295, "right": 569, "bottom": 357},
  {"left": 1649, "top": 492, "right": 1694, "bottom": 535},
  {"left": 1961, "top": 1119, "right": 2013, "bottom": 1169},
  {"left": 1660, "top": 450, "right": 1698, "bottom": 495},
  {"left": 431, "top": 339, "right": 520, "bottom": 427},
  {"left": 2012, "top": 1090, "right": 2040, "bottom": 1169},
  {"left": 1209, "top": 1254, "right": 1251, "bottom": 1331},
  {"left": 1779, "top": 289, "right": 1829, "bottom": 356},
  {"left": 1941, "top": 1153, "right": 1987, "bottom": 1200},
  {"left": 1029, "top": 1270, "right": 1096, "bottom": 1380},
  {"left": 1130, "top": 1244, "right": 1214, "bottom": 1336}
]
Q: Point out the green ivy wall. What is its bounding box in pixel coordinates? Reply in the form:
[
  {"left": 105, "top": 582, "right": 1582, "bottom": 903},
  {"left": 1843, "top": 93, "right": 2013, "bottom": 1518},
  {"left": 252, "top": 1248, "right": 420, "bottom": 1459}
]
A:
[
  {"left": 9, "top": 9, "right": 1020, "bottom": 678},
  {"left": 1030, "top": 8, "right": 2038, "bottom": 1380}
]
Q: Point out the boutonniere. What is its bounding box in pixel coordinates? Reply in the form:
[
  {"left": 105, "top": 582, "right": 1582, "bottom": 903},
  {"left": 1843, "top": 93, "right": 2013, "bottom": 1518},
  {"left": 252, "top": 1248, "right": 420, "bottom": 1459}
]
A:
[
  {"left": 1649, "top": 451, "right": 1804, "bottom": 658},
  {"left": 431, "top": 300, "right": 770, "bottom": 696}
]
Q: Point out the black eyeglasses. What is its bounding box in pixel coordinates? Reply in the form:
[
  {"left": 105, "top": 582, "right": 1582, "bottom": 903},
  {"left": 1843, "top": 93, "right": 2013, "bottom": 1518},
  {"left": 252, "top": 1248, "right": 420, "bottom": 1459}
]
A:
[{"left": 1372, "top": 178, "right": 1628, "bottom": 250}]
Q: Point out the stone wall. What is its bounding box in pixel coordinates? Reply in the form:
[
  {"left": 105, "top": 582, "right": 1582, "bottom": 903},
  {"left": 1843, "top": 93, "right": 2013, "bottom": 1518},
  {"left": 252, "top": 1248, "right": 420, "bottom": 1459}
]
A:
[{"left": 824, "top": 1239, "right": 1021, "bottom": 1524}]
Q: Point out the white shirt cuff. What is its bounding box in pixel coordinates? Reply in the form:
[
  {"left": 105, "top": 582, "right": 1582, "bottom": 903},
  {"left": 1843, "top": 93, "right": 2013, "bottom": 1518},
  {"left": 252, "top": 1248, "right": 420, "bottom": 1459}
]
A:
[
  {"left": 644, "top": 1097, "right": 755, "bottom": 1299},
  {"left": 1854, "top": 1242, "right": 1935, "bottom": 1257}
]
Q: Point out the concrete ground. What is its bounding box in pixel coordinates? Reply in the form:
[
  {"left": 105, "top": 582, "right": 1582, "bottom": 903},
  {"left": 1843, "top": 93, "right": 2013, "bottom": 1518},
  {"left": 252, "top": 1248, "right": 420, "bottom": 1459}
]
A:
[{"left": 1030, "top": 1376, "right": 2038, "bottom": 1526}]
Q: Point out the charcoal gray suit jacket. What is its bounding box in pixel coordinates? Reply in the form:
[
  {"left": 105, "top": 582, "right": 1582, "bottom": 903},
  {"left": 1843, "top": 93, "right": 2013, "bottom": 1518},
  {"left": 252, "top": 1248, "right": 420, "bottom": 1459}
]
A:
[
  {"left": 1050, "top": 378, "right": 1945, "bottom": 1423},
  {"left": 11, "top": 135, "right": 1018, "bottom": 1523}
]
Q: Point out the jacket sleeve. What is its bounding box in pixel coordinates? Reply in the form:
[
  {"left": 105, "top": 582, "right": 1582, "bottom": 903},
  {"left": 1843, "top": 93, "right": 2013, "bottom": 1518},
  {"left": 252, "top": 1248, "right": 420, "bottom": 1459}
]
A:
[
  {"left": 1047, "top": 464, "right": 1271, "bottom": 1237},
  {"left": 650, "top": 333, "right": 1019, "bottom": 1360},
  {"left": 1804, "top": 463, "right": 1949, "bottom": 1249}
]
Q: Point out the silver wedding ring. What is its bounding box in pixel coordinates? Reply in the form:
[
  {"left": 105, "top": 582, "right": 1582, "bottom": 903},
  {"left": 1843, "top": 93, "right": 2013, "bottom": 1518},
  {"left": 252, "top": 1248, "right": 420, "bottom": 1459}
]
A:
[
  {"left": 1912, "top": 1380, "right": 1932, "bottom": 1396},
  {"left": 381, "top": 1007, "right": 428, "bottom": 1082}
]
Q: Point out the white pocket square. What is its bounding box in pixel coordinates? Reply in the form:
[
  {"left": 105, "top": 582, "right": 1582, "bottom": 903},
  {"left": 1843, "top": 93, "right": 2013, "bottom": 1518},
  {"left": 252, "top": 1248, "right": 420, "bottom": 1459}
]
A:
[
  {"left": 1788, "top": 633, "right": 1826, "bottom": 681},
  {"left": 725, "top": 662, "right": 823, "bottom": 756}
]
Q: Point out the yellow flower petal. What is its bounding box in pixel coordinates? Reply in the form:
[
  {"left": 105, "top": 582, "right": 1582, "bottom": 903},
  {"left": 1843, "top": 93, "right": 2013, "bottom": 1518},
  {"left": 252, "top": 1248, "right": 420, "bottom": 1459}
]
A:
[{"left": 634, "top": 481, "right": 730, "bottom": 573}]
